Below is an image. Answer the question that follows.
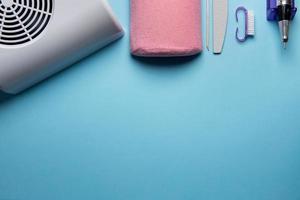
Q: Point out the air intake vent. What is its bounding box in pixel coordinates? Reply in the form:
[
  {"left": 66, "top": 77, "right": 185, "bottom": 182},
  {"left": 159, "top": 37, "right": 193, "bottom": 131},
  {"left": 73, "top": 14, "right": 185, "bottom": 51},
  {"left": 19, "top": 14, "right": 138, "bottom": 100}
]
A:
[{"left": 0, "top": 0, "right": 53, "bottom": 46}]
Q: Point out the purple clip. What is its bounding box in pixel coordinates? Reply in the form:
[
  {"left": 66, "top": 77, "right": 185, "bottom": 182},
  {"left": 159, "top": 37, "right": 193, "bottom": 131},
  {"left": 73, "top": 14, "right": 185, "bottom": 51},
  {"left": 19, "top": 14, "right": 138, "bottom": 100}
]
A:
[{"left": 267, "top": 0, "right": 297, "bottom": 21}]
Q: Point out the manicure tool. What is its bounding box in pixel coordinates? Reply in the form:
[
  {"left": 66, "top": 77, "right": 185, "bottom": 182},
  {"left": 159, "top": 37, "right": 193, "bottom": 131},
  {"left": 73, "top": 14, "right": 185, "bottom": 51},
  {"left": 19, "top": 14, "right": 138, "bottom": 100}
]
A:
[
  {"left": 213, "top": 0, "right": 228, "bottom": 54},
  {"left": 267, "top": 0, "right": 297, "bottom": 48},
  {"left": 236, "top": 7, "right": 255, "bottom": 43},
  {"left": 206, "top": 0, "right": 210, "bottom": 51}
]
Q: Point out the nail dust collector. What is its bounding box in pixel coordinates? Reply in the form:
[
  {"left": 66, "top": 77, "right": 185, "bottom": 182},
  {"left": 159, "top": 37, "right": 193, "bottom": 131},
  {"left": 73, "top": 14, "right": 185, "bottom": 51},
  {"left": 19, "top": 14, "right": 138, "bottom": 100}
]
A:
[{"left": 0, "top": 0, "right": 123, "bottom": 94}]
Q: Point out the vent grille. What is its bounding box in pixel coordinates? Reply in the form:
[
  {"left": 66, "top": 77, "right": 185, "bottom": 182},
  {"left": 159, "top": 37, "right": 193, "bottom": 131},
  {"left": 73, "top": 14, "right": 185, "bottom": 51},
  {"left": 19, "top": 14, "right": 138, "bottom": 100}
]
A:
[{"left": 0, "top": 0, "right": 53, "bottom": 46}]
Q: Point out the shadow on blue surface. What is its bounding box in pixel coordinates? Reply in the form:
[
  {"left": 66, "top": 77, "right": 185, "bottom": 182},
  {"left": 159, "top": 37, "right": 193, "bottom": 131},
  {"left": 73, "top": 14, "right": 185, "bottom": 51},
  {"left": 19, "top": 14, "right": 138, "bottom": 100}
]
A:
[
  {"left": 0, "top": 47, "right": 200, "bottom": 105},
  {"left": 132, "top": 54, "right": 201, "bottom": 68},
  {"left": 0, "top": 39, "right": 123, "bottom": 105},
  {"left": 0, "top": 91, "right": 12, "bottom": 103}
]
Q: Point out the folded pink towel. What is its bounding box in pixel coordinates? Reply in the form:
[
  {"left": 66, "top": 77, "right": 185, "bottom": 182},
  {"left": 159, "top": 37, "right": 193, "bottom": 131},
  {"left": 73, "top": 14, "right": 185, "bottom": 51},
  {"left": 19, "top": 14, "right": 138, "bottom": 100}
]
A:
[{"left": 131, "top": 0, "right": 202, "bottom": 57}]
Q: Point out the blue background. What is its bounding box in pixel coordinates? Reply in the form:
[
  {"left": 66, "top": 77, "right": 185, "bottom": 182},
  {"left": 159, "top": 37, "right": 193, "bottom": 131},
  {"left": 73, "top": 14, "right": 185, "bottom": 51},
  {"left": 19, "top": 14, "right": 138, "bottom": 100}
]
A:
[{"left": 1, "top": 0, "right": 300, "bottom": 199}]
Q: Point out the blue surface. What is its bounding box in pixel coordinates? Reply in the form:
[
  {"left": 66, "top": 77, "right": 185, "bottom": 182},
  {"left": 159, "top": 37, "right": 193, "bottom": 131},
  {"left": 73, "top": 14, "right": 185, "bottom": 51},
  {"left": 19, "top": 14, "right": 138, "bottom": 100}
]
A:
[{"left": 1, "top": 0, "right": 300, "bottom": 199}]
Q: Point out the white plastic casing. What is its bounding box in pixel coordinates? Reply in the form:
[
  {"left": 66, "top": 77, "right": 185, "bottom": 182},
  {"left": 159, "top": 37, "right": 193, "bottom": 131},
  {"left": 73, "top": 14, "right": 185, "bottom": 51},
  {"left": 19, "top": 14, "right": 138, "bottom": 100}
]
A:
[{"left": 0, "top": 0, "right": 124, "bottom": 94}]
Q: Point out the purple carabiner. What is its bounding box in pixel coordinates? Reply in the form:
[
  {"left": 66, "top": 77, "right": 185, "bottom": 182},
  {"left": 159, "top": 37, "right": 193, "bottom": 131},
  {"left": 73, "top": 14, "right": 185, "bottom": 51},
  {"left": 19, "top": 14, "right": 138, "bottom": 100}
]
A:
[{"left": 235, "top": 6, "right": 248, "bottom": 42}]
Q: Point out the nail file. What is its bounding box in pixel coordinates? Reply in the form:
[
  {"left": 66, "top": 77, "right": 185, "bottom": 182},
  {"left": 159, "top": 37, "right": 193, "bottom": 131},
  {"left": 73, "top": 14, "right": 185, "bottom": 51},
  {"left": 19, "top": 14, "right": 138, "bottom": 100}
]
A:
[
  {"left": 213, "top": 0, "right": 228, "bottom": 54},
  {"left": 206, "top": 0, "right": 210, "bottom": 51}
]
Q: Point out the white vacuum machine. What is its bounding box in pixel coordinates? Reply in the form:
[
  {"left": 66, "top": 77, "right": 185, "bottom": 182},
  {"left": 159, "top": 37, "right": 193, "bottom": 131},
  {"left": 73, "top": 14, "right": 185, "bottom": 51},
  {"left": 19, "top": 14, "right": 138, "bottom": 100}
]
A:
[{"left": 0, "top": 0, "right": 124, "bottom": 94}]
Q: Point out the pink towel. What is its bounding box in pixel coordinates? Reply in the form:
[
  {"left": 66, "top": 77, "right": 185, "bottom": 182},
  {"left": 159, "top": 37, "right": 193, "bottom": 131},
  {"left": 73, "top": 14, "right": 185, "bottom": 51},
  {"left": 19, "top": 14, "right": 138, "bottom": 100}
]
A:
[{"left": 131, "top": 0, "right": 202, "bottom": 57}]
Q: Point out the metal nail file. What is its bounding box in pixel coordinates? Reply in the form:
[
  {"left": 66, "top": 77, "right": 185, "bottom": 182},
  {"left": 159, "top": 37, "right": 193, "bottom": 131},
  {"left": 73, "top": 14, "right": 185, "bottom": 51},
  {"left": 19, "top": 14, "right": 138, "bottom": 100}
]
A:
[
  {"left": 206, "top": 0, "right": 210, "bottom": 51},
  {"left": 213, "top": 0, "right": 228, "bottom": 54}
]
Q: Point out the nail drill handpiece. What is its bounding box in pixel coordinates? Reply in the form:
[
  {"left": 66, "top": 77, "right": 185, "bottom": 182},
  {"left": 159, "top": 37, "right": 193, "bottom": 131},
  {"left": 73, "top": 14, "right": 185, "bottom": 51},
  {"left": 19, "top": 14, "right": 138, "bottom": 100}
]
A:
[{"left": 267, "top": 0, "right": 297, "bottom": 48}]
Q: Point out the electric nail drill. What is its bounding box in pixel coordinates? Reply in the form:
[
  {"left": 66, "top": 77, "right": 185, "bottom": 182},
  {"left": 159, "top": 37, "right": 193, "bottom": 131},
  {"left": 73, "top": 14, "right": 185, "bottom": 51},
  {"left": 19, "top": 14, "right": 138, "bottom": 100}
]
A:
[{"left": 267, "top": 0, "right": 297, "bottom": 48}]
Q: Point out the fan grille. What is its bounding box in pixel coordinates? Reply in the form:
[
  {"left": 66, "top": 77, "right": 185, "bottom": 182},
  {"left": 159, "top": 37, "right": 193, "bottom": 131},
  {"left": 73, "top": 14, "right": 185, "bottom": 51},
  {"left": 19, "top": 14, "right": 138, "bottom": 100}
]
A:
[{"left": 0, "top": 0, "right": 53, "bottom": 46}]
